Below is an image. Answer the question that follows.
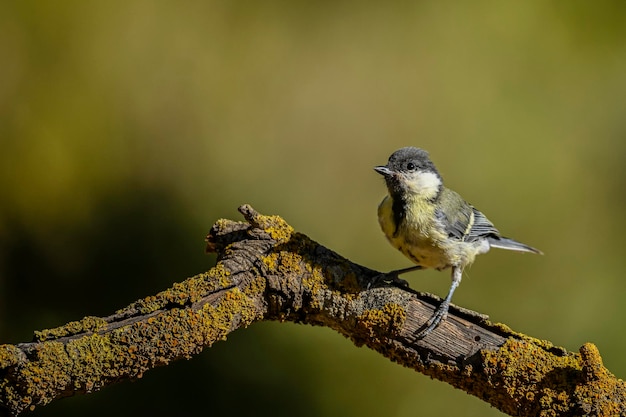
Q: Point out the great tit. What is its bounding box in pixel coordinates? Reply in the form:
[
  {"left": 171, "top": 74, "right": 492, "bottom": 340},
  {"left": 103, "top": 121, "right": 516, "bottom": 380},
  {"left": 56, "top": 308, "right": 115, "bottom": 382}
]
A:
[{"left": 375, "top": 147, "right": 541, "bottom": 338}]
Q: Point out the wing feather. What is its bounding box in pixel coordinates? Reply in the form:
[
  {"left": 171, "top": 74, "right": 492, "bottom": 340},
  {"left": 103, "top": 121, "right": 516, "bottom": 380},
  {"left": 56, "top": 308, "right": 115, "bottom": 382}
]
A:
[{"left": 435, "top": 189, "right": 500, "bottom": 242}]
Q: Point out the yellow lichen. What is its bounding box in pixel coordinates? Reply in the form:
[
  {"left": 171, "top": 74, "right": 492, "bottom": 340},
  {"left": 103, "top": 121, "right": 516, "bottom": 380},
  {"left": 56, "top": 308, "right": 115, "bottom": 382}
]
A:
[
  {"left": 261, "top": 254, "right": 277, "bottom": 270},
  {"left": 573, "top": 342, "right": 625, "bottom": 416},
  {"left": 243, "top": 276, "right": 266, "bottom": 298},
  {"left": 356, "top": 303, "right": 407, "bottom": 341},
  {"left": 204, "top": 263, "right": 232, "bottom": 288},
  {"left": 112, "top": 268, "right": 235, "bottom": 317},
  {"left": 3, "top": 276, "right": 264, "bottom": 415},
  {"left": 302, "top": 263, "right": 324, "bottom": 291},
  {"left": 34, "top": 316, "right": 109, "bottom": 342},
  {"left": 479, "top": 338, "right": 587, "bottom": 415},
  {"left": 254, "top": 214, "right": 294, "bottom": 244},
  {"left": 0, "top": 345, "right": 23, "bottom": 368},
  {"left": 262, "top": 251, "right": 304, "bottom": 276}
]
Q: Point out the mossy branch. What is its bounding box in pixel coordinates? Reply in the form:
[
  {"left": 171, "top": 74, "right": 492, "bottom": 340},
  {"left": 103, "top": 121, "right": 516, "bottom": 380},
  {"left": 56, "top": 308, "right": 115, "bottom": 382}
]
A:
[{"left": 0, "top": 205, "right": 624, "bottom": 416}]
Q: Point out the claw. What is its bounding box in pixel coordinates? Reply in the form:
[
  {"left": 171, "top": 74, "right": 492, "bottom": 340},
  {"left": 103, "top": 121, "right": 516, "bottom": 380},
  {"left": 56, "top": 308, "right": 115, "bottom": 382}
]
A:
[
  {"left": 366, "top": 265, "right": 422, "bottom": 289},
  {"left": 411, "top": 266, "right": 463, "bottom": 340},
  {"left": 366, "top": 271, "right": 411, "bottom": 289},
  {"left": 413, "top": 299, "right": 450, "bottom": 339}
]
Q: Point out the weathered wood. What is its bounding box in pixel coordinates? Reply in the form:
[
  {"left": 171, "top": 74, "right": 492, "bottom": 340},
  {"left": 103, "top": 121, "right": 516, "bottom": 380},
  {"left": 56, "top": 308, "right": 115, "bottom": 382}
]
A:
[{"left": 0, "top": 205, "right": 623, "bottom": 416}]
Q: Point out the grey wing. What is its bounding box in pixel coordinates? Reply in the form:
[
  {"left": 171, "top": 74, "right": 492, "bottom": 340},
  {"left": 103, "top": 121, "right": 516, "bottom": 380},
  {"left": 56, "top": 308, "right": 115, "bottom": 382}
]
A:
[
  {"left": 435, "top": 189, "right": 500, "bottom": 242},
  {"left": 465, "top": 208, "right": 501, "bottom": 242}
]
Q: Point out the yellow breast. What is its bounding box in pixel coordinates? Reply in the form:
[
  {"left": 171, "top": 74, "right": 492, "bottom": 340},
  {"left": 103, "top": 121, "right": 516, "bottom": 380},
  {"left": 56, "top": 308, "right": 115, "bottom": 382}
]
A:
[{"left": 378, "top": 194, "right": 458, "bottom": 270}]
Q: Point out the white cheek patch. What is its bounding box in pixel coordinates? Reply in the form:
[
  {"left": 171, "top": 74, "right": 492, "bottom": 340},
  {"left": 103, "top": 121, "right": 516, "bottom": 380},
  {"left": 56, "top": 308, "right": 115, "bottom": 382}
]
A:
[{"left": 405, "top": 171, "right": 442, "bottom": 198}]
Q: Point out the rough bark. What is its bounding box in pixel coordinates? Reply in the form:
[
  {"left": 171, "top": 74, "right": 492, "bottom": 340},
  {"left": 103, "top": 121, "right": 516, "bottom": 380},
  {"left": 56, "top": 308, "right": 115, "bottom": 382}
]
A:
[{"left": 0, "top": 205, "right": 623, "bottom": 416}]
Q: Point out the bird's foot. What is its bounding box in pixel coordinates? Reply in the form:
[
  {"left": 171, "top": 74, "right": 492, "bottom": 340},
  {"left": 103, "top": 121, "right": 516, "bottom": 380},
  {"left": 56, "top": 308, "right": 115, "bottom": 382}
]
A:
[
  {"left": 412, "top": 299, "right": 451, "bottom": 340},
  {"left": 366, "top": 265, "right": 423, "bottom": 289},
  {"left": 367, "top": 272, "right": 409, "bottom": 289}
]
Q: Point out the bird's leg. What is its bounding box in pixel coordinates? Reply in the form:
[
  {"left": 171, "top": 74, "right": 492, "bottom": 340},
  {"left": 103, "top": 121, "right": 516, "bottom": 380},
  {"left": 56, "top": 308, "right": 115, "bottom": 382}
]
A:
[
  {"left": 367, "top": 265, "right": 423, "bottom": 289},
  {"left": 414, "top": 266, "right": 463, "bottom": 339}
]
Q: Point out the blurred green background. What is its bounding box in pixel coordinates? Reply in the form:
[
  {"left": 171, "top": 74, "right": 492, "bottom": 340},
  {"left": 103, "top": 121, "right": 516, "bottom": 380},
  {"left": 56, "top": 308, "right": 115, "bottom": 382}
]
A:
[{"left": 1, "top": 1, "right": 626, "bottom": 416}]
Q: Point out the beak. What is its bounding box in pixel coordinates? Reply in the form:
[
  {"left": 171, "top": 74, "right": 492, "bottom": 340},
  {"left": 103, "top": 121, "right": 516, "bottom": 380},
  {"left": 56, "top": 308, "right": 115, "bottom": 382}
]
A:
[{"left": 374, "top": 166, "right": 392, "bottom": 176}]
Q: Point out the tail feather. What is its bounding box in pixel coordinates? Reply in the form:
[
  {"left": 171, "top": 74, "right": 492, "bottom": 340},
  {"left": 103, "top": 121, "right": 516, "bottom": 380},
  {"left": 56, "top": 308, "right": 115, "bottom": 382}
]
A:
[{"left": 488, "top": 237, "right": 543, "bottom": 255}]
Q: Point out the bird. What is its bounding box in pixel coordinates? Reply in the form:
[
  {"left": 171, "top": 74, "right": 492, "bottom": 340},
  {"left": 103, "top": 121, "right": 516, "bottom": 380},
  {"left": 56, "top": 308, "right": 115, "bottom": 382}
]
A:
[{"left": 374, "top": 147, "right": 541, "bottom": 338}]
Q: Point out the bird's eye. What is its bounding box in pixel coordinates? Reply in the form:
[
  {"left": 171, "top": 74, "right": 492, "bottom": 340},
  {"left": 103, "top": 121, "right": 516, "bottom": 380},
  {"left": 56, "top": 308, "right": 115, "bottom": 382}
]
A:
[{"left": 406, "top": 162, "right": 416, "bottom": 171}]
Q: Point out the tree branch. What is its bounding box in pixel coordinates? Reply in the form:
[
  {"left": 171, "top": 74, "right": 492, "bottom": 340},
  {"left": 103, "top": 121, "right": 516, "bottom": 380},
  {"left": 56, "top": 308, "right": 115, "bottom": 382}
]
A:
[{"left": 0, "top": 204, "right": 623, "bottom": 416}]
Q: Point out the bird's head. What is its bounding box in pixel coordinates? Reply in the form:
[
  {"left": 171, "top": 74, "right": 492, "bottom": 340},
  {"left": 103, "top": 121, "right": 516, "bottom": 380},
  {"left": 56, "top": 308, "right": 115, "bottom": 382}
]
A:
[{"left": 374, "top": 147, "right": 442, "bottom": 200}]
